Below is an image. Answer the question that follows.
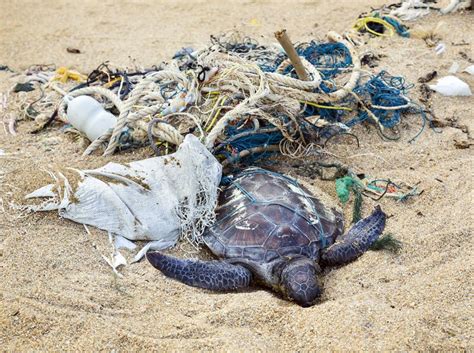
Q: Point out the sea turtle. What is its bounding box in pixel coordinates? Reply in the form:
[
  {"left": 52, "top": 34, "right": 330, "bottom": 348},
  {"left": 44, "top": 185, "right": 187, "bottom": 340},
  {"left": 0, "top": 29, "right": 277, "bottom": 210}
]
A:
[{"left": 147, "top": 167, "right": 386, "bottom": 307}]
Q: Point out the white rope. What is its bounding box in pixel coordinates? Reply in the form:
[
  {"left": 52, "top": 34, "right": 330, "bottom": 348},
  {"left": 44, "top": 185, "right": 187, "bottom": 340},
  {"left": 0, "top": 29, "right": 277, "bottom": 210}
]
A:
[
  {"left": 103, "top": 70, "right": 188, "bottom": 155},
  {"left": 146, "top": 120, "right": 184, "bottom": 146},
  {"left": 270, "top": 57, "right": 322, "bottom": 90},
  {"left": 204, "top": 61, "right": 270, "bottom": 148},
  {"left": 57, "top": 70, "right": 188, "bottom": 155}
]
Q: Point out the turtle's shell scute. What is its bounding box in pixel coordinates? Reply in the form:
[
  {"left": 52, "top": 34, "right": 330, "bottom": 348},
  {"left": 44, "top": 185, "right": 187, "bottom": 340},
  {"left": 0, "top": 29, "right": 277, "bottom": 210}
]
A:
[{"left": 204, "top": 168, "right": 343, "bottom": 264}]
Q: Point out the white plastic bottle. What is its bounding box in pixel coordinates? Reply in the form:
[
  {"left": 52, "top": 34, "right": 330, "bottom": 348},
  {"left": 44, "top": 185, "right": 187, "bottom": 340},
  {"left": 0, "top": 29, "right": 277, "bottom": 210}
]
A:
[{"left": 66, "top": 95, "right": 117, "bottom": 141}]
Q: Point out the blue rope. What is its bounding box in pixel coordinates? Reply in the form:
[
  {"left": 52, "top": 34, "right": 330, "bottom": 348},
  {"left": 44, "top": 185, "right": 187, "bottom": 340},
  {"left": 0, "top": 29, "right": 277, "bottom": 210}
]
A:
[
  {"left": 382, "top": 16, "right": 410, "bottom": 38},
  {"left": 275, "top": 42, "right": 352, "bottom": 86},
  {"left": 297, "top": 41, "right": 353, "bottom": 80},
  {"left": 352, "top": 70, "right": 412, "bottom": 129},
  {"left": 215, "top": 125, "right": 283, "bottom": 165}
]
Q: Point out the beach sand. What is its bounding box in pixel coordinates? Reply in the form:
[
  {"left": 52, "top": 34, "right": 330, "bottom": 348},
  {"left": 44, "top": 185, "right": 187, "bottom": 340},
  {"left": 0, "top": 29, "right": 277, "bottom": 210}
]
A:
[{"left": 0, "top": 0, "right": 473, "bottom": 351}]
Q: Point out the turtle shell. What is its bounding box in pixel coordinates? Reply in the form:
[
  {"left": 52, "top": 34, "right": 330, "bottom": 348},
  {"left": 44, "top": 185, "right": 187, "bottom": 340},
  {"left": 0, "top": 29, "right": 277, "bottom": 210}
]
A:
[{"left": 204, "top": 168, "right": 344, "bottom": 264}]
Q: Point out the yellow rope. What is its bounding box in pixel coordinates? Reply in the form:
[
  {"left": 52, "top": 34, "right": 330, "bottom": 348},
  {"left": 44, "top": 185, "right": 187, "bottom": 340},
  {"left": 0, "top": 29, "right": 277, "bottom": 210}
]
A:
[
  {"left": 104, "top": 77, "right": 122, "bottom": 88},
  {"left": 52, "top": 67, "right": 87, "bottom": 83},
  {"left": 353, "top": 17, "right": 395, "bottom": 37},
  {"left": 205, "top": 96, "right": 227, "bottom": 132}
]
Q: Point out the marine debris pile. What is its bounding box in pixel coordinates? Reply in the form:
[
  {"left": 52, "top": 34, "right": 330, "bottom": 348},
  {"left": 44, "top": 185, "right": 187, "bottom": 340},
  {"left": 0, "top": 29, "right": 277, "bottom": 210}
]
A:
[
  {"left": 2, "top": 28, "right": 434, "bottom": 167},
  {"left": 3, "top": 0, "right": 472, "bottom": 267}
]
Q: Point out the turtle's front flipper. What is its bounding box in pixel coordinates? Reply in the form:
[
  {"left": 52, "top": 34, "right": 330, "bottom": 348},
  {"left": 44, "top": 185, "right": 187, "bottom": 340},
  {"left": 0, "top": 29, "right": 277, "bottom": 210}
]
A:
[
  {"left": 321, "top": 206, "right": 386, "bottom": 266},
  {"left": 147, "top": 252, "right": 252, "bottom": 291}
]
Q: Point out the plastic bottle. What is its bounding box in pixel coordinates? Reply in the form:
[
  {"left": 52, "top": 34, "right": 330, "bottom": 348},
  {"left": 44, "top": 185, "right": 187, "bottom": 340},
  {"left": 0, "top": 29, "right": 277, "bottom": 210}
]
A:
[{"left": 66, "top": 95, "right": 117, "bottom": 141}]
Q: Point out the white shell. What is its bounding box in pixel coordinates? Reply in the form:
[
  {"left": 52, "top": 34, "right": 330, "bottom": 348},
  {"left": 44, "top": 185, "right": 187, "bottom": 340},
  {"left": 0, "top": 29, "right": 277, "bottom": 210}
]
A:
[
  {"left": 429, "top": 76, "right": 472, "bottom": 97},
  {"left": 463, "top": 65, "right": 474, "bottom": 75}
]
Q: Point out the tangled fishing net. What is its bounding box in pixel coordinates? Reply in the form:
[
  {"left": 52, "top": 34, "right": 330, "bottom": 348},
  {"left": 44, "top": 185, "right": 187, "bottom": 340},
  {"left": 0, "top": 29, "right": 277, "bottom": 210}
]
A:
[{"left": 2, "top": 29, "right": 434, "bottom": 167}]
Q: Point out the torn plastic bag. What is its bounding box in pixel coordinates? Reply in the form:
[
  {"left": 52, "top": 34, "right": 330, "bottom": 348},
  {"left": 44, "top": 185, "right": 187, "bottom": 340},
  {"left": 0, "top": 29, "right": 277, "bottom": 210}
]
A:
[{"left": 25, "top": 134, "right": 222, "bottom": 249}]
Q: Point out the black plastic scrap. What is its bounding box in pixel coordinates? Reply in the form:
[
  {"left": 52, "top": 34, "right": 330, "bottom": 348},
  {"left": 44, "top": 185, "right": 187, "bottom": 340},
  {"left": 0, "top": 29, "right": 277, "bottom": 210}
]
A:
[
  {"left": 13, "top": 82, "right": 35, "bottom": 93},
  {"left": 418, "top": 71, "right": 437, "bottom": 83}
]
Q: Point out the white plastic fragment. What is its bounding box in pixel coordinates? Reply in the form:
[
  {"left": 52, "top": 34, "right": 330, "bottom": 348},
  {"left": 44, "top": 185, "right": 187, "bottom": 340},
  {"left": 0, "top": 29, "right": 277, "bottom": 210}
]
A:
[
  {"left": 25, "top": 184, "right": 57, "bottom": 199},
  {"left": 99, "top": 232, "right": 127, "bottom": 276},
  {"left": 102, "top": 250, "right": 127, "bottom": 277},
  {"left": 435, "top": 43, "right": 446, "bottom": 56},
  {"left": 429, "top": 76, "right": 472, "bottom": 96},
  {"left": 463, "top": 65, "right": 474, "bottom": 75},
  {"left": 25, "top": 135, "right": 222, "bottom": 250},
  {"left": 448, "top": 62, "right": 460, "bottom": 74},
  {"left": 131, "top": 239, "right": 178, "bottom": 263},
  {"left": 114, "top": 235, "right": 137, "bottom": 251},
  {"left": 161, "top": 91, "right": 196, "bottom": 115}
]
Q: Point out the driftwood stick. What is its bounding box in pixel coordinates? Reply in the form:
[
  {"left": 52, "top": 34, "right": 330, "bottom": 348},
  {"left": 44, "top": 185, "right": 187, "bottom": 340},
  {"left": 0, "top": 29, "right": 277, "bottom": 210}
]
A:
[{"left": 274, "top": 29, "right": 309, "bottom": 81}]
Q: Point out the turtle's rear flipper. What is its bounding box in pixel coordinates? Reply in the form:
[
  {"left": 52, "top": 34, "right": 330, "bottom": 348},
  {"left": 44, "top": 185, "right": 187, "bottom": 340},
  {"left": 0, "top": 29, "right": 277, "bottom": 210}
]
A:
[
  {"left": 321, "top": 206, "right": 386, "bottom": 266},
  {"left": 147, "top": 252, "right": 252, "bottom": 291}
]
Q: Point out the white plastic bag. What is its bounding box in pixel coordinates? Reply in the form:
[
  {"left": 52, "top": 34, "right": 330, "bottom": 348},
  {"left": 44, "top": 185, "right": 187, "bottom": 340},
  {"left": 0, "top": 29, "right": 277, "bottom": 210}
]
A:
[
  {"left": 390, "top": 0, "right": 431, "bottom": 21},
  {"left": 25, "top": 135, "right": 222, "bottom": 248}
]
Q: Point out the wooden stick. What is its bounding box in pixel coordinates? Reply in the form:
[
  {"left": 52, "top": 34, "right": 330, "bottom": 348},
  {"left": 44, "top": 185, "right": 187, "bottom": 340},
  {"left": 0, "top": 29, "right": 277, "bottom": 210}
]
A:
[{"left": 274, "top": 29, "right": 309, "bottom": 81}]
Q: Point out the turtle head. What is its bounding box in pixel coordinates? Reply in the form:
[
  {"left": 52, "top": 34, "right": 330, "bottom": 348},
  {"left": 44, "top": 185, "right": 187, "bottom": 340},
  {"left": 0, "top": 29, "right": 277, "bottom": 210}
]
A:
[{"left": 280, "top": 257, "right": 322, "bottom": 307}]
